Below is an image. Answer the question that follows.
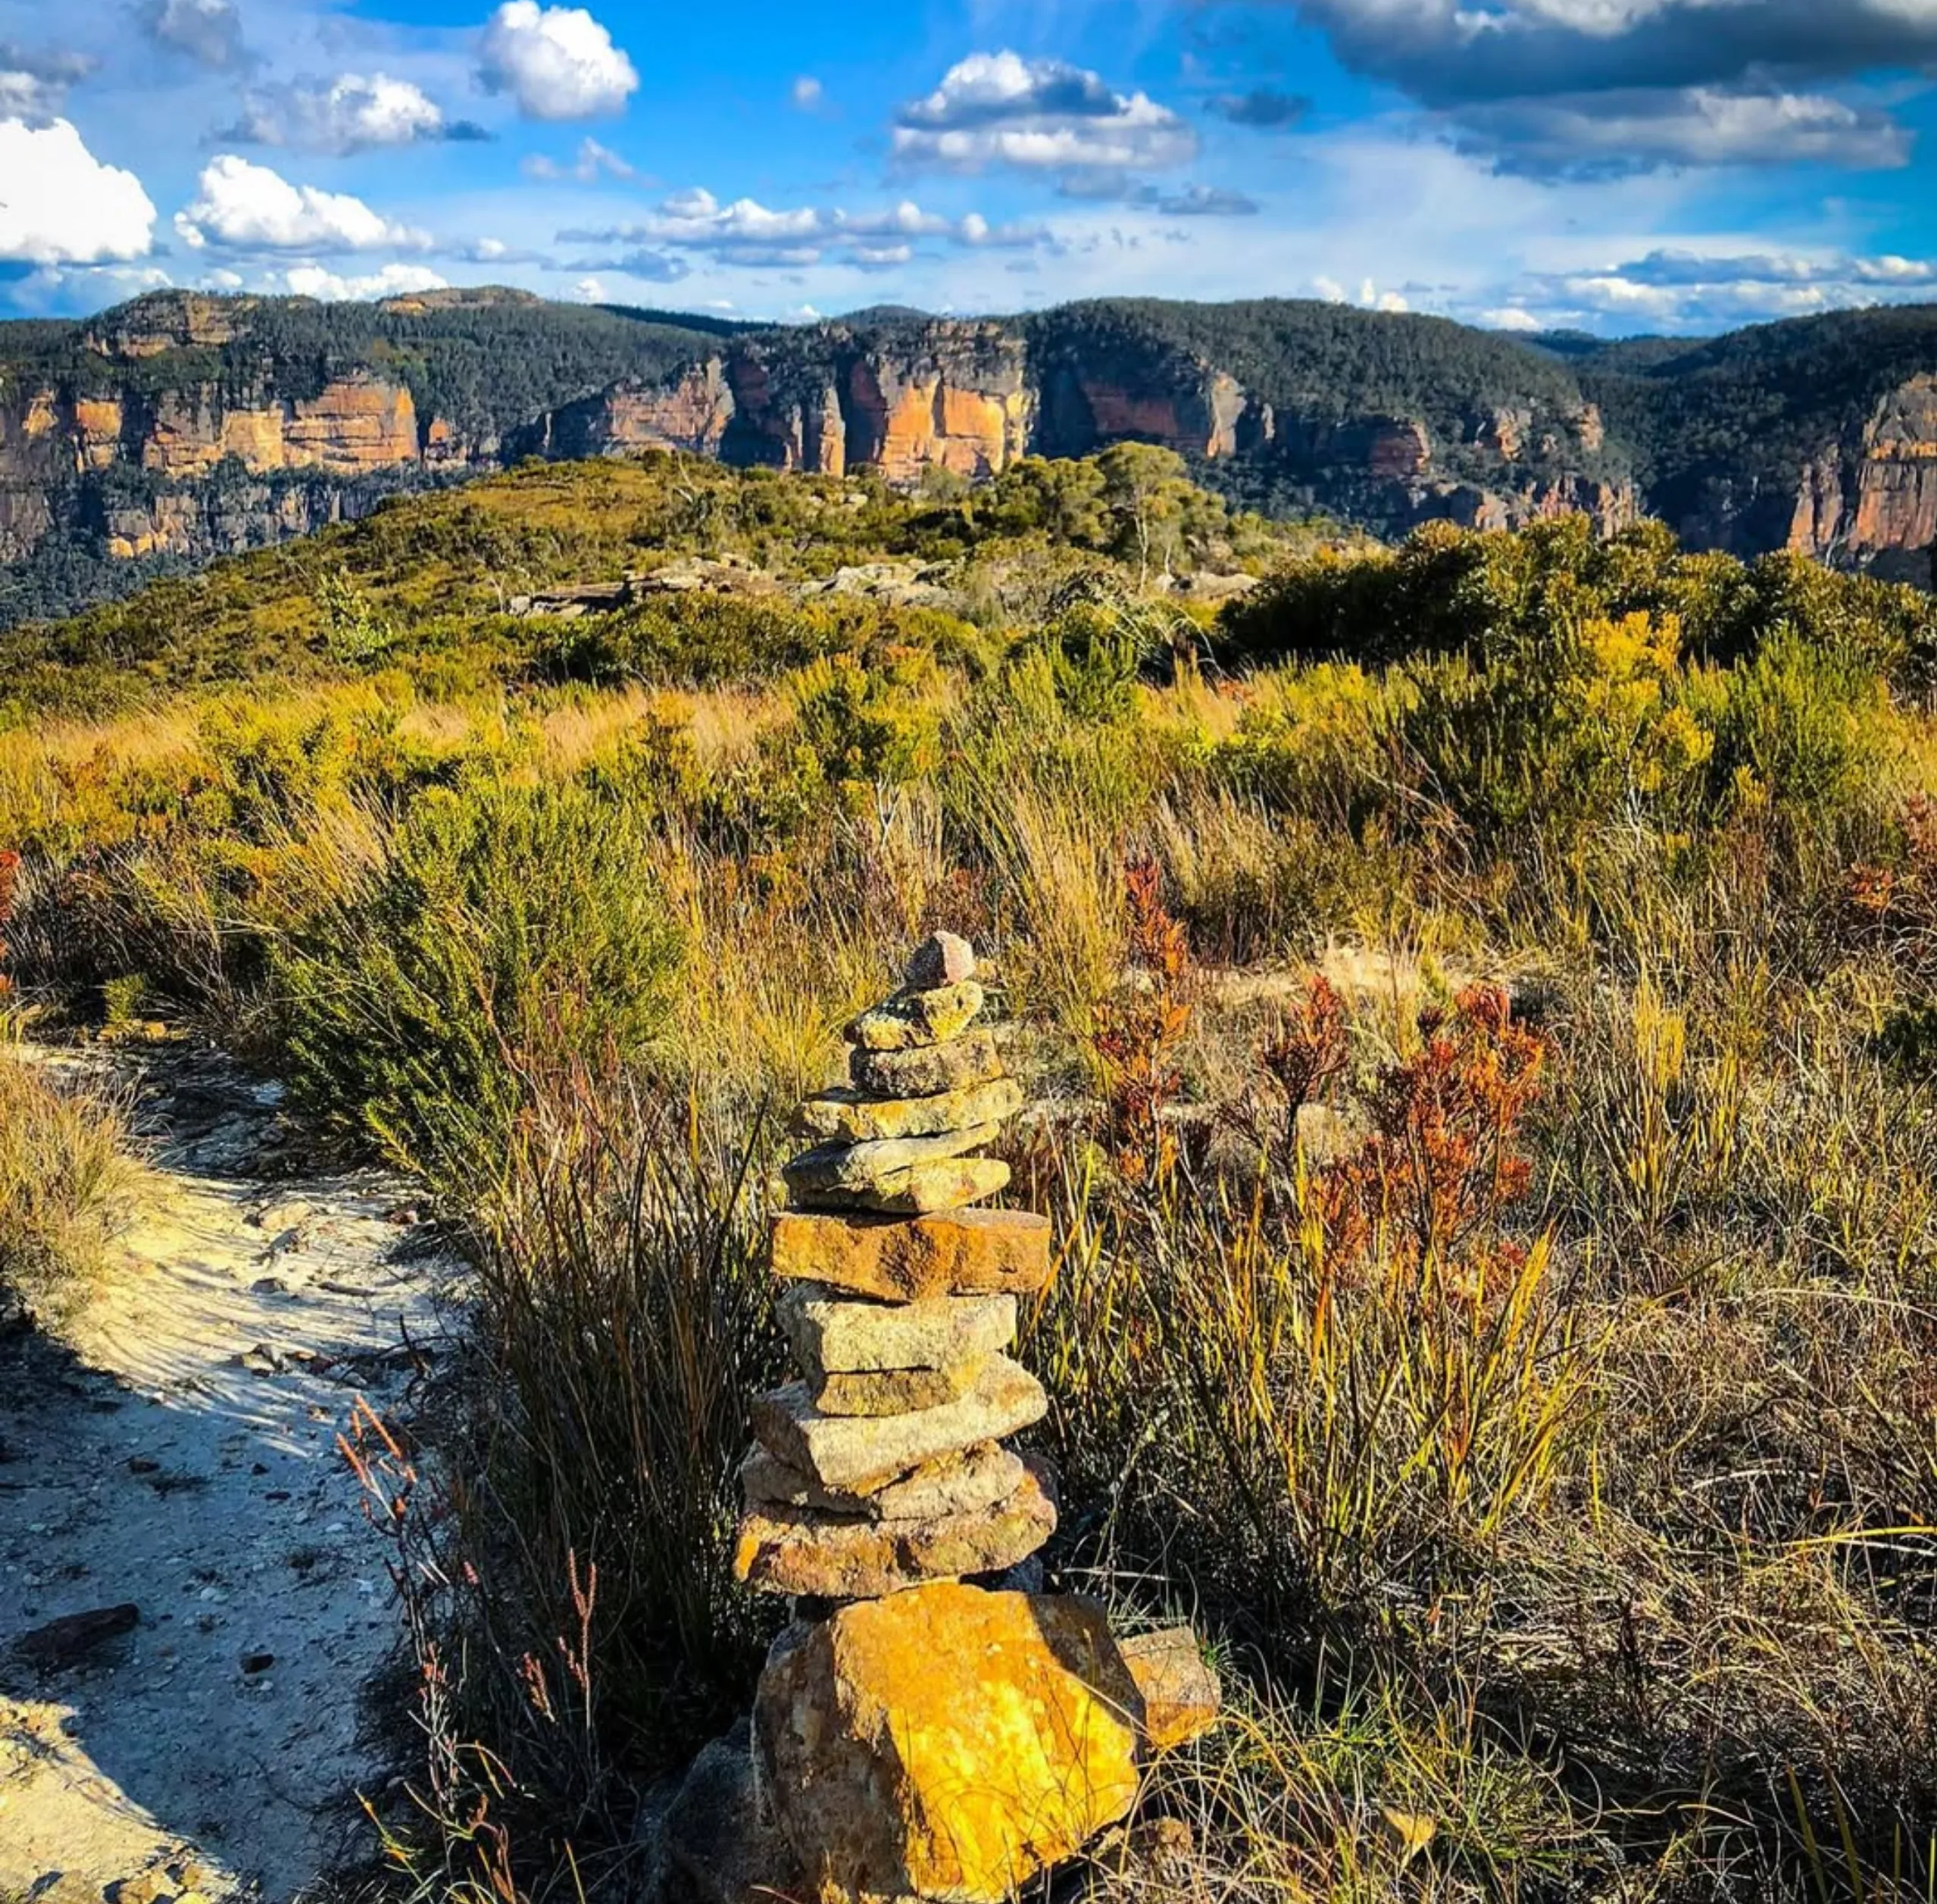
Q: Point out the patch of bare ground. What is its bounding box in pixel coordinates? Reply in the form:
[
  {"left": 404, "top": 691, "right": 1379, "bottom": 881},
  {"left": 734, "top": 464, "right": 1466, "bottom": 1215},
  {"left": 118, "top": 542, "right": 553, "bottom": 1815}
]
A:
[{"left": 0, "top": 1045, "right": 459, "bottom": 1902}]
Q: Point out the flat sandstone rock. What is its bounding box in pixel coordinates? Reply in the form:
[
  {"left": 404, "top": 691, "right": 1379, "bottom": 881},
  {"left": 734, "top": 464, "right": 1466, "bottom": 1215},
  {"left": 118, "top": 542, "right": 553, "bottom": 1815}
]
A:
[
  {"left": 844, "top": 980, "right": 985, "bottom": 1052},
  {"left": 851, "top": 1030, "right": 1002, "bottom": 1098},
  {"left": 1119, "top": 1626, "right": 1223, "bottom": 1751},
  {"left": 781, "top": 1122, "right": 1001, "bottom": 1196},
  {"left": 770, "top": 1207, "right": 1053, "bottom": 1302},
  {"left": 778, "top": 1281, "right": 1017, "bottom": 1374},
  {"left": 751, "top": 1355, "right": 1048, "bottom": 1491},
  {"left": 792, "top": 1155, "right": 1010, "bottom": 1215},
  {"left": 739, "top": 1441, "right": 1026, "bottom": 1522},
  {"left": 733, "top": 1462, "right": 1057, "bottom": 1599},
  {"left": 790, "top": 1076, "right": 1022, "bottom": 1146},
  {"left": 811, "top": 1358, "right": 988, "bottom": 1417}
]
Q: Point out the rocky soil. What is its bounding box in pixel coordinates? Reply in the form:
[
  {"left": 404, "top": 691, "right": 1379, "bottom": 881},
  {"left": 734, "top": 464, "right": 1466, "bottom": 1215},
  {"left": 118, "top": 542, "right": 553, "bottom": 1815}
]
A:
[{"left": 0, "top": 1046, "right": 459, "bottom": 1902}]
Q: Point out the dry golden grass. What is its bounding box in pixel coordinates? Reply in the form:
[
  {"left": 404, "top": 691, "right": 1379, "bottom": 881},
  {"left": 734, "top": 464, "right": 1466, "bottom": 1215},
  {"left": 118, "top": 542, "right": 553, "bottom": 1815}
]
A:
[{"left": 0, "top": 1036, "right": 138, "bottom": 1318}]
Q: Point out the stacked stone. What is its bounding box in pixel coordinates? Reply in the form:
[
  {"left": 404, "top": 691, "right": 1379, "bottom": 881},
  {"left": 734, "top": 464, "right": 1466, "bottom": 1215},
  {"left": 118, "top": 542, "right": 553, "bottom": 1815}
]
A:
[{"left": 733, "top": 932, "right": 1058, "bottom": 1602}]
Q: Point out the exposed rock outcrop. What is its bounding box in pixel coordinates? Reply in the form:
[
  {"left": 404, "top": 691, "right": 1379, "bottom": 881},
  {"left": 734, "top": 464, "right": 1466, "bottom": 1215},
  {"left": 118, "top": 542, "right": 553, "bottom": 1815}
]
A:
[
  {"left": 1783, "top": 377, "right": 1937, "bottom": 581},
  {"left": 519, "top": 358, "right": 737, "bottom": 461},
  {"left": 139, "top": 375, "right": 420, "bottom": 478}
]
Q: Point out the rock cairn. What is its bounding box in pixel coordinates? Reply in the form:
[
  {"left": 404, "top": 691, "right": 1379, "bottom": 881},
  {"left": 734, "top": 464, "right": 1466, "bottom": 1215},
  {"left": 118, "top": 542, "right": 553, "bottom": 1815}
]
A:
[
  {"left": 661, "top": 933, "right": 1222, "bottom": 1904},
  {"left": 733, "top": 931, "right": 1059, "bottom": 1602}
]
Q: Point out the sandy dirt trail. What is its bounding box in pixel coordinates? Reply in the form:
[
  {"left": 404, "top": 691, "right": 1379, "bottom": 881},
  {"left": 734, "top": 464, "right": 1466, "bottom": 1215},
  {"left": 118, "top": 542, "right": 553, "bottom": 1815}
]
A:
[{"left": 1, "top": 1047, "right": 459, "bottom": 1902}]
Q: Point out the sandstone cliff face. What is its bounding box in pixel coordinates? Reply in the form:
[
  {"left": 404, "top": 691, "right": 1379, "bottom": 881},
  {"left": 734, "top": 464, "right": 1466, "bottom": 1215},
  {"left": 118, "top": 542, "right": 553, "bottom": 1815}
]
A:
[
  {"left": 85, "top": 293, "right": 252, "bottom": 358},
  {"left": 517, "top": 358, "right": 737, "bottom": 461},
  {"left": 98, "top": 479, "right": 370, "bottom": 561},
  {"left": 516, "top": 322, "right": 1035, "bottom": 485},
  {"left": 1782, "top": 377, "right": 1937, "bottom": 580},
  {"left": 845, "top": 331, "right": 1030, "bottom": 482},
  {"left": 3, "top": 372, "right": 432, "bottom": 491},
  {"left": 1039, "top": 356, "right": 1261, "bottom": 461},
  {"left": 139, "top": 374, "right": 420, "bottom": 478}
]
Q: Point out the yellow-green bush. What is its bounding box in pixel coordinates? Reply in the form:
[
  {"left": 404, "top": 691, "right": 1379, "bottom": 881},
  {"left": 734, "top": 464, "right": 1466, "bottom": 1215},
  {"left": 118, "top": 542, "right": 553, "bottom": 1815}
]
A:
[{"left": 269, "top": 776, "right": 684, "bottom": 1188}]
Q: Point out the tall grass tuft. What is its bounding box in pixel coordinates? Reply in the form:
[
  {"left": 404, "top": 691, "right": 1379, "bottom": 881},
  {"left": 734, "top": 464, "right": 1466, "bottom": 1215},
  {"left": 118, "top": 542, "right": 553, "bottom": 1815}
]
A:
[
  {"left": 347, "top": 1061, "right": 779, "bottom": 1884},
  {"left": 0, "top": 1040, "right": 136, "bottom": 1318},
  {"left": 270, "top": 778, "right": 683, "bottom": 1191}
]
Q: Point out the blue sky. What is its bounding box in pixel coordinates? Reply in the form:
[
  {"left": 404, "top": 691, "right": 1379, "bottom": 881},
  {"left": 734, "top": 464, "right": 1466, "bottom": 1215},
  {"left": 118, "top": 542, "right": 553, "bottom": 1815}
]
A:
[{"left": 4, "top": 0, "right": 1937, "bottom": 333}]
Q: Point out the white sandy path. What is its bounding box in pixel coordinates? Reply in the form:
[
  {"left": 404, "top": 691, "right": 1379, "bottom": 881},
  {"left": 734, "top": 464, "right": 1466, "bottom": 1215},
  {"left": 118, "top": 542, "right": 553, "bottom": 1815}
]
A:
[{"left": 1, "top": 1049, "right": 458, "bottom": 1902}]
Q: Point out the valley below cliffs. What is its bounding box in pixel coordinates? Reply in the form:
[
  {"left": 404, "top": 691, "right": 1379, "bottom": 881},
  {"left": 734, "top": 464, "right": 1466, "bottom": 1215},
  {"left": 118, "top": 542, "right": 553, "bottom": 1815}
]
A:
[{"left": 4, "top": 287, "right": 1937, "bottom": 626}]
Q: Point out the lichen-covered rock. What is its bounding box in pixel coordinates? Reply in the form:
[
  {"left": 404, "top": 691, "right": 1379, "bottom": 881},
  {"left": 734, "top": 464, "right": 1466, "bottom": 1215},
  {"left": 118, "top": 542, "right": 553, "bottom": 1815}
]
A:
[
  {"left": 851, "top": 1031, "right": 1003, "bottom": 1099},
  {"left": 1118, "top": 1627, "right": 1221, "bottom": 1750},
  {"left": 778, "top": 1282, "right": 1017, "bottom": 1374},
  {"left": 904, "top": 930, "right": 976, "bottom": 990},
  {"left": 739, "top": 1441, "right": 1026, "bottom": 1522},
  {"left": 733, "top": 1462, "right": 1057, "bottom": 1598},
  {"left": 790, "top": 1077, "right": 1021, "bottom": 1146},
  {"left": 795, "top": 1156, "right": 1010, "bottom": 1215},
  {"left": 770, "top": 1208, "right": 1053, "bottom": 1302},
  {"left": 845, "top": 980, "right": 985, "bottom": 1052},
  {"left": 751, "top": 1356, "right": 1048, "bottom": 1491},
  {"left": 754, "top": 1582, "right": 1144, "bottom": 1903},
  {"left": 812, "top": 1358, "right": 987, "bottom": 1417},
  {"left": 782, "top": 1123, "right": 1001, "bottom": 1197}
]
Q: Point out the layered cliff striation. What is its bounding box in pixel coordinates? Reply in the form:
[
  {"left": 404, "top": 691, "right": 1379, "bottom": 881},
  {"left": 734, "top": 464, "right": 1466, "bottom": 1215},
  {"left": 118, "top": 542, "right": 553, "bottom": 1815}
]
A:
[{"left": 6, "top": 288, "right": 1937, "bottom": 625}]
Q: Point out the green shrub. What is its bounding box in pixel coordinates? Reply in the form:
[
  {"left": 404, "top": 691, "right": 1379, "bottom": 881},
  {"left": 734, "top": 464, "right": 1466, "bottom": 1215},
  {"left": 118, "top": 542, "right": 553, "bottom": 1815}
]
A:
[
  {"left": 1221, "top": 516, "right": 1937, "bottom": 687},
  {"left": 1707, "top": 622, "right": 1897, "bottom": 839},
  {"left": 270, "top": 776, "right": 683, "bottom": 1187}
]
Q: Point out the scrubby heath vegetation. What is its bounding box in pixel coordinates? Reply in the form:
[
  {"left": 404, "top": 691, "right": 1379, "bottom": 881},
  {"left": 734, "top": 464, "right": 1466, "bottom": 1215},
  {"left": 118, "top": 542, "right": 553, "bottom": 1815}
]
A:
[
  {"left": 9, "top": 474, "right": 1937, "bottom": 1899},
  {"left": 0, "top": 446, "right": 1312, "bottom": 724}
]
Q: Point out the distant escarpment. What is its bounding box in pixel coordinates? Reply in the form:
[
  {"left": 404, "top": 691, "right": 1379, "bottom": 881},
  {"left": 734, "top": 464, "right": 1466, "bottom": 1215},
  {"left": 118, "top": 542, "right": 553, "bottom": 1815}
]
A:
[
  {"left": 6, "top": 288, "right": 1937, "bottom": 625},
  {"left": 506, "top": 305, "right": 1632, "bottom": 544}
]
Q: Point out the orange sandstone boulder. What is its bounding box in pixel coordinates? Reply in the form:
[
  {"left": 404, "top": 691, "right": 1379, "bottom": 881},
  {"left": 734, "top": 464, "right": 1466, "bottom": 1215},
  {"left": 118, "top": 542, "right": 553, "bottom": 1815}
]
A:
[{"left": 754, "top": 1583, "right": 1144, "bottom": 1904}]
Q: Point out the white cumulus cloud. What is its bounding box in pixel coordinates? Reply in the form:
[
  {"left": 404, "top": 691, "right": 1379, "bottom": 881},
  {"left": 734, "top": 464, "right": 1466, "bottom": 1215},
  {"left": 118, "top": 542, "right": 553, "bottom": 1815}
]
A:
[
  {"left": 174, "top": 155, "right": 432, "bottom": 252},
  {"left": 479, "top": 2, "right": 638, "bottom": 120},
  {"left": 1456, "top": 85, "right": 1910, "bottom": 172},
  {"left": 1276, "top": 0, "right": 1935, "bottom": 173},
  {"left": 1510, "top": 244, "right": 1937, "bottom": 327},
  {"left": 139, "top": 0, "right": 247, "bottom": 70},
  {"left": 227, "top": 74, "right": 464, "bottom": 153},
  {"left": 277, "top": 261, "right": 451, "bottom": 301},
  {"left": 892, "top": 52, "right": 1195, "bottom": 176},
  {"left": 560, "top": 187, "right": 1043, "bottom": 274},
  {"left": 0, "top": 117, "right": 156, "bottom": 264},
  {"left": 523, "top": 136, "right": 635, "bottom": 180},
  {"left": 0, "top": 42, "right": 95, "bottom": 119}
]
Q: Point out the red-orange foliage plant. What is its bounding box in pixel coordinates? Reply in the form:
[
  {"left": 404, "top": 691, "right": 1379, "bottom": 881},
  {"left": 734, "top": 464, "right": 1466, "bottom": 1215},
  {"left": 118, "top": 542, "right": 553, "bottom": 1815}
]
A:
[
  {"left": 1311, "top": 983, "right": 1545, "bottom": 1317},
  {"left": 1089, "top": 858, "right": 1192, "bottom": 1187},
  {"left": 1246, "top": 971, "right": 1350, "bottom": 1169},
  {"left": 1846, "top": 793, "right": 1937, "bottom": 982}
]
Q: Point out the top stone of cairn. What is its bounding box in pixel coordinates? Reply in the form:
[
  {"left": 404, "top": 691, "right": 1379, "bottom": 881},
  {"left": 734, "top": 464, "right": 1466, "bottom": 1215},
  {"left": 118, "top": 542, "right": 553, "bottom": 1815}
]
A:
[{"left": 904, "top": 930, "right": 975, "bottom": 993}]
